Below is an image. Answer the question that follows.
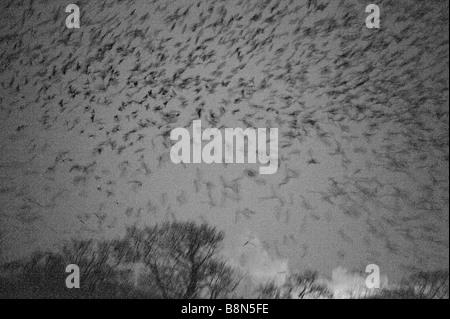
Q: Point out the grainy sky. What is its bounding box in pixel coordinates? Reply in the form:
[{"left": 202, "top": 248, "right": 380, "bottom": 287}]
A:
[{"left": 0, "top": 0, "right": 448, "bottom": 283}]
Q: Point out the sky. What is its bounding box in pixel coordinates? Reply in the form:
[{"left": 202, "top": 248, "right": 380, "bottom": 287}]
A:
[{"left": 0, "top": 0, "right": 448, "bottom": 286}]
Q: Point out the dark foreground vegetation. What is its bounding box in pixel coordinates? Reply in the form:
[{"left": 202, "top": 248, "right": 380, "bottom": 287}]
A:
[
  {"left": 0, "top": 221, "right": 448, "bottom": 299},
  {"left": 0, "top": 222, "right": 241, "bottom": 298}
]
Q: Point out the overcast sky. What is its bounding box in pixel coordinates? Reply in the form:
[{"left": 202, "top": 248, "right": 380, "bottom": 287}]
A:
[{"left": 0, "top": 0, "right": 448, "bottom": 284}]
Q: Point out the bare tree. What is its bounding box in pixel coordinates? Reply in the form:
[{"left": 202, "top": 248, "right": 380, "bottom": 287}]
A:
[
  {"left": 256, "top": 270, "right": 332, "bottom": 299},
  {"left": 402, "top": 269, "right": 449, "bottom": 299},
  {"left": 206, "top": 260, "right": 242, "bottom": 299},
  {"left": 284, "top": 270, "right": 332, "bottom": 299},
  {"left": 114, "top": 221, "right": 239, "bottom": 299},
  {"left": 256, "top": 281, "right": 282, "bottom": 299},
  {"left": 0, "top": 239, "right": 134, "bottom": 298},
  {"left": 60, "top": 238, "right": 131, "bottom": 296},
  {"left": 366, "top": 269, "right": 449, "bottom": 299}
]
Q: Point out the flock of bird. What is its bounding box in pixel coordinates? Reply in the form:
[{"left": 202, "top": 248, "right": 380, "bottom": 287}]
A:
[{"left": 0, "top": 0, "right": 448, "bottom": 279}]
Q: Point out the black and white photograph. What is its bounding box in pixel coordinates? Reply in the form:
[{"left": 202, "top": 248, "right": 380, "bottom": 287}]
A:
[{"left": 0, "top": 0, "right": 448, "bottom": 305}]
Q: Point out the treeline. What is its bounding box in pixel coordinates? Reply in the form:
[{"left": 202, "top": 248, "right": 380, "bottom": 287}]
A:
[
  {"left": 366, "top": 269, "right": 449, "bottom": 299},
  {"left": 0, "top": 221, "right": 240, "bottom": 299},
  {"left": 0, "top": 221, "right": 448, "bottom": 299},
  {"left": 259, "top": 269, "right": 449, "bottom": 299}
]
